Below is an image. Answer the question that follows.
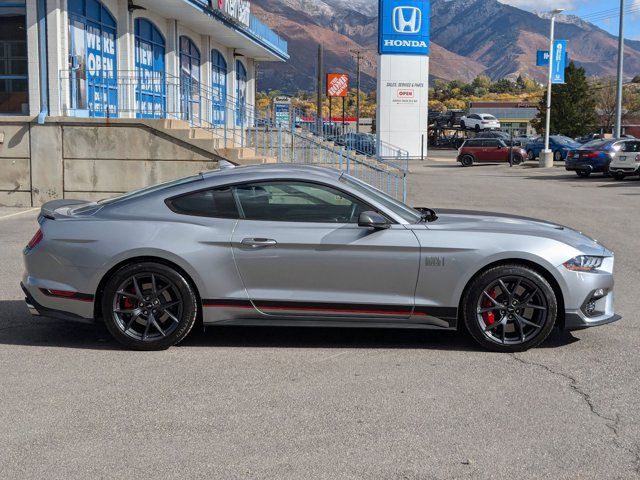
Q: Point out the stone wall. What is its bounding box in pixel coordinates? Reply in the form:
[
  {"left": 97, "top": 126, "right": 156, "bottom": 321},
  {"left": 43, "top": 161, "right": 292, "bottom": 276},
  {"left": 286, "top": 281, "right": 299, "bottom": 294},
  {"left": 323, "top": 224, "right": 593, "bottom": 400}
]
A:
[{"left": 0, "top": 117, "right": 220, "bottom": 207}]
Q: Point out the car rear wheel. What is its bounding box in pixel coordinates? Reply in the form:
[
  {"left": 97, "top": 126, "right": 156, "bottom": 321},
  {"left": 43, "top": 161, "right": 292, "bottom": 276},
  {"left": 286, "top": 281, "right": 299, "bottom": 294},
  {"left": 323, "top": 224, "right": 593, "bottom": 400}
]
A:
[
  {"left": 462, "top": 265, "right": 557, "bottom": 352},
  {"left": 527, "top": 150, "right": 535, "bottom": 161},
  {"left": 511, "top": 154, "right": 524, "bottom": 165},
  {"left": 460, "top": 121, "right": 466, "bottom": 130},
  {"left": 460, "top": 154, "right": 474, "bottom": 167},
  {"left": 576, "top": 171, "right": 591, "bottom": 178},
  {"left": 475, "top": 124, "right": 480, "bottom": 132},
  {"left": 102, "top": 262, "right": 198, "bottom": 350}
]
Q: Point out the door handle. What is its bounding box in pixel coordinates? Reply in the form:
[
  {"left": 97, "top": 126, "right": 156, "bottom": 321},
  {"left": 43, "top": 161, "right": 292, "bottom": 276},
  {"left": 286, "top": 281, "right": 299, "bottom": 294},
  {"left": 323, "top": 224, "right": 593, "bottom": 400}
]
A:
[{"left": 240, "top": 238, "right": 278, "bottom": 248}]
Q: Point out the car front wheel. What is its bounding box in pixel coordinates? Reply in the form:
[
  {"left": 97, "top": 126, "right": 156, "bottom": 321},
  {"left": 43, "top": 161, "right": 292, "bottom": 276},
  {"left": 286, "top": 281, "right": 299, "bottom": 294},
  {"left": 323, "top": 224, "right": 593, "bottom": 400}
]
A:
[
  {"left": 554, "top": 150, "right": 563, "bottom": 161},
  {"left": 527, "top": 150, "right": 535, "bottom": 161},
  {"left": 102, "top": 262, "right": 198, "bottom": 350},
  {"left": 612, "top": 171, "right": 625, "bottom": 180},
  {"left": 462, "top": 264, "right": 557, "bottom": 352}
]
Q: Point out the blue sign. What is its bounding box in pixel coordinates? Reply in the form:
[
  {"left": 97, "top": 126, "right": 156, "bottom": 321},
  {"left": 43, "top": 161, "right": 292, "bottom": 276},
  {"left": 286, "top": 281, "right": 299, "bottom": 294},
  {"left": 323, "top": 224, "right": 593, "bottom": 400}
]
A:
[
  {"left": 537, "top": 49, "right": 569, "bottom": 67},
  {"left": 551, "top": 40, "right": 567, "bottom": 84},
  {"left": 379, "top": 0, "right": 430, "bottom": 55},
  {"left": 274, "top": 102, "right": 290, "bottom": 128},
  {"left": 536, "top": 50, "right": 550, "bottom": 67},
  {"left": 86, "top": 24, "right": 118, "bottom": 116}
]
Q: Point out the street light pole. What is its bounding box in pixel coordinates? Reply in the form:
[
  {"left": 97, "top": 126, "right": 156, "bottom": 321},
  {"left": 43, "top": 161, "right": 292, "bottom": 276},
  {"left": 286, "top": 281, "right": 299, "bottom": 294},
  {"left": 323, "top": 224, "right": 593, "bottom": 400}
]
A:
[
  {"left": 614, "top": 0, "right": 625, "bottom": 138},
  {"left": 350, "top": 50, "right": 362, "bottom": 133},
  {"left": 541, "top": 8, "right": 564, "bottom": 168}
]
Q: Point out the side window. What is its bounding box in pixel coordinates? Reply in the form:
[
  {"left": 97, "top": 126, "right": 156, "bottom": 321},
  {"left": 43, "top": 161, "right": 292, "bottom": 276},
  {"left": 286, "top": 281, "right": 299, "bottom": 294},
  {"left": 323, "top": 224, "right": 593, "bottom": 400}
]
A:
[
  {"left": 622, "top": 141, "right": 640, "bottom": 152},
  {"left": 167, "top": 187, "right": 239, "bottom": 218},
  {"left": 466, "top": 140, "right": 480, "bottom": 147},
  {"left": 233, "top": 181, "right": 370, "bottom": 223},
  {"left": 482, "top": 139, "right": 499, "bottom": 148}
]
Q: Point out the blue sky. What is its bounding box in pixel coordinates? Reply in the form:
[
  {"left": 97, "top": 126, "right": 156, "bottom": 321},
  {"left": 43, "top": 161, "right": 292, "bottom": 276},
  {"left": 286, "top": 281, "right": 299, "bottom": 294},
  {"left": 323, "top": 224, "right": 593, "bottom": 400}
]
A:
[{"left": 500, "top": 0, "right": 640, "bottom": 40}]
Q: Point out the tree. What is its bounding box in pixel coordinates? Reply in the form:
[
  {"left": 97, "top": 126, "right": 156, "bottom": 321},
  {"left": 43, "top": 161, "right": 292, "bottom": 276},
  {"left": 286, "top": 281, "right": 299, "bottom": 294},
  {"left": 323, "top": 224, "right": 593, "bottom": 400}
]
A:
[{"left": 532, "top": 62, "right": 597, "bottom": 137}]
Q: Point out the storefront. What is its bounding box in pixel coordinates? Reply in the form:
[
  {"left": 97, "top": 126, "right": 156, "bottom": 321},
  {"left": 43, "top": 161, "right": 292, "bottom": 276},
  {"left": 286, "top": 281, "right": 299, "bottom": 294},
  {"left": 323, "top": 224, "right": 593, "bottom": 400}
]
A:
[
  {"left": 468, "top": 102, "right": 538, "bottom": 136},
  {"left": 5, "top": 0, "right": 287, "bottom": 124}
]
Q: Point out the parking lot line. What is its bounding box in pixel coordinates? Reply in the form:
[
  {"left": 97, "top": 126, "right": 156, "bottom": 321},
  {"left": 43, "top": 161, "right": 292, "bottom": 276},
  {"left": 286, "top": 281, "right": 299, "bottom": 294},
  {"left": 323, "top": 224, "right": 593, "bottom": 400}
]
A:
[{"left": 0, "top": 208, "right": 38, "bottom": 221}]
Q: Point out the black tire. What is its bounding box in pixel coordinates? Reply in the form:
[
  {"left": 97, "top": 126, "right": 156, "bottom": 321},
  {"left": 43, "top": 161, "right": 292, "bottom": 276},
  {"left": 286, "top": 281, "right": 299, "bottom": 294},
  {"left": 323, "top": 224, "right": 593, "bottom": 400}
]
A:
[
  {"left": 460, "top": 120, "right": 466, "bottom": 130},
  {"left": 101, "top": 262, "right": 198, "bottom": 351},
  {"left": 461, "top": 154, "right": 474, "bottom": 167},
  {"left": 511, "top": 154, "right": 524, "bottom": 165},
  {"left": 553, "top": 150, "right": 563, "bottom": 162},
  {"left": 462, "top": 264, "right": 558, "bottom": 352},
  {"left": 576, "top": 171, "right": 591, "bottom": 178},
  {"left": 447, "top": 120, "right": 453, "bottom": 128},
  {"left": 612, "top": 172, "right": 625, "bottom": 180},
  {"left": 527, "top": 150, "right": 535, "bottom": 161},
  {"left": 475, "top": 124, "right": 480, "bottom": 132}
]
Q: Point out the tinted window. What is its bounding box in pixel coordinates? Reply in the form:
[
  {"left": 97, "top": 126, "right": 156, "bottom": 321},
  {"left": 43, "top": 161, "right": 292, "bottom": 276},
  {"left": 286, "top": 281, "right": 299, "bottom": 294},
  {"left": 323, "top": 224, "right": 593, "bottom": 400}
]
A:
[
  {"left": 482, "top": 115, "right": 496, "bottom": 120},
  {"left": 482, "top": 139, "right": 500, "bottom": 148},
  {"left": 582, "top": 140, "right": 614, "bottom": 150},
  {"left": 622, "top": 141, "right": 640, "bottom": 152},
  {"left": 168, "top": 187, "right": 238, "bottom": 218},
  {"left": 465, "top": 139, "right": 481, "bottom": 147},
  {"left": 234, "top": 181, "right": 369, "bottom": 223}
]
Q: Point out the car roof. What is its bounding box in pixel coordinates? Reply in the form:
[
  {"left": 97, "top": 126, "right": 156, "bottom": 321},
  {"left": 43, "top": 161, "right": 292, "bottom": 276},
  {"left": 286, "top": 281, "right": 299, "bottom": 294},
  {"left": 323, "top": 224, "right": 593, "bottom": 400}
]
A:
[{"left": 200, "top": 163, "right": 342, "bottom": 182}]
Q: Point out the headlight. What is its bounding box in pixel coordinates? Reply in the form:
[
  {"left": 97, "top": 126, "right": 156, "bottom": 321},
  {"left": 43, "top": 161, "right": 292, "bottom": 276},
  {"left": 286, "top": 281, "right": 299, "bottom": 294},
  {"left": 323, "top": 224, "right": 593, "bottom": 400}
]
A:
[{"left": 563, "top": 255, "right": 604, "bottom": 272}]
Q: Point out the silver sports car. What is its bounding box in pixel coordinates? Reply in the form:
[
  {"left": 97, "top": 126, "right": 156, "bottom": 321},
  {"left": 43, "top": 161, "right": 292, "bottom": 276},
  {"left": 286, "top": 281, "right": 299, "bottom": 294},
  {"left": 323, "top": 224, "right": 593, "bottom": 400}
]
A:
[{"left": 21, "top": 164, "right": 619, "bottom": 352}]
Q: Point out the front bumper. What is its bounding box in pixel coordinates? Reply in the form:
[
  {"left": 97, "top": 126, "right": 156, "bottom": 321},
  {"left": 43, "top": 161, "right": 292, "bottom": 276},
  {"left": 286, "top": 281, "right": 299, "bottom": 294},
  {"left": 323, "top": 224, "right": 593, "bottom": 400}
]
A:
[{"left": 564, "top": 312, "right": 622, "bottom": 331}]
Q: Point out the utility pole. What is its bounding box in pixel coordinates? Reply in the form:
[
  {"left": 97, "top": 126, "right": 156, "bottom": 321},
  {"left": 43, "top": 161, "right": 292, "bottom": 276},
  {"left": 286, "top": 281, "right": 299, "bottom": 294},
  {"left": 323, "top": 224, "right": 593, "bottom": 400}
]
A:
[
  {"left": 316, "top": 44, "right": 324, "bottom": 137},
  {"left": 614, "top": 0, "right": 625, "bottom": 138},
  {"left": 351, "top": 50, "right": 362, "bottom": 133},
  {"left": 541, "top": 8, "right": 564, "bottom": 168}
]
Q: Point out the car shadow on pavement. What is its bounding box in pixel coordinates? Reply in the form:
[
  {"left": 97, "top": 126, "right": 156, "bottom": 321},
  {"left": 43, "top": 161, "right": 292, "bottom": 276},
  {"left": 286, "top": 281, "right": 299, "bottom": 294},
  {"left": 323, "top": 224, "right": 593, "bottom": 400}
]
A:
[{"left": 0, "top": 300, "right": 579, "bottom": 352}]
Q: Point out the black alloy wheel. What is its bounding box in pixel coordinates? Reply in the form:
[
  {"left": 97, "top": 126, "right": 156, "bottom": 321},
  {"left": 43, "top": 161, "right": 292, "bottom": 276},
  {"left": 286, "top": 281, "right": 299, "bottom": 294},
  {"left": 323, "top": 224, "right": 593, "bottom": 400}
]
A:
[
  {"left": 463, "top": 265, "right": 557, "bottom": 352},
  {"left": 461, "top": 155, "right": 474, "bottom": 167},
  {"left": 102, "top": 262, "right": 198, "bottom": 350}
]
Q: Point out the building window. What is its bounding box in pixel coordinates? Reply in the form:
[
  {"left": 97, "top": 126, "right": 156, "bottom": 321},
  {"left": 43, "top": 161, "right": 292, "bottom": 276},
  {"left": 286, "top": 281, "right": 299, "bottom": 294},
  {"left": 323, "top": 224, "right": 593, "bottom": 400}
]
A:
[
  {"left": 211, "top": 49, "right": 227, "bottom": 126},
  {"left": 67, "top": 0, "right": 118, "bottom": 118},
  {"left": 135, "top": 18, "right": 165, "bottom": 119},
  {"left": 179, "top": 36, "right": 200, "bottom": 124},
  {"left": 0, "top": 0, "right": 28, "bottom": 114},
  {"left": 235, "top": 59, "right": 246, "bottom": 127}
]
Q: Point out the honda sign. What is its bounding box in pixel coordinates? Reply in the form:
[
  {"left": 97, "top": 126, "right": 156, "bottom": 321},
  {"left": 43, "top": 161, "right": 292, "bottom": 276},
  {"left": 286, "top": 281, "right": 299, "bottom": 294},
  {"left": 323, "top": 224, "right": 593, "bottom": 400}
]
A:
[{"left": 379, "top": 0, "right": 430, "bottom": 55}]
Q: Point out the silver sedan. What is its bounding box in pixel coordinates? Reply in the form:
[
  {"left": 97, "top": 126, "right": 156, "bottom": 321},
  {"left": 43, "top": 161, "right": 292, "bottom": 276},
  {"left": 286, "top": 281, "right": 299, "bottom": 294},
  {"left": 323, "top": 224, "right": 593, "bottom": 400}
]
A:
[{"left": 21, "top": 164, "right": 619, "bottom": 352}]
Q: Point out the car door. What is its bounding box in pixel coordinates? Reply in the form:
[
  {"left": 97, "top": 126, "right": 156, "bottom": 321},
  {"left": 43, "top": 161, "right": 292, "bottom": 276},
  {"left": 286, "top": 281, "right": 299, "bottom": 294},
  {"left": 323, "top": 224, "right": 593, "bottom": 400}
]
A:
[
  {"left": 230, "top": 180, "right": 421, "bottom": 319},
  {"left": 479, "top": 139, "right": 498, "bottom": 161}
]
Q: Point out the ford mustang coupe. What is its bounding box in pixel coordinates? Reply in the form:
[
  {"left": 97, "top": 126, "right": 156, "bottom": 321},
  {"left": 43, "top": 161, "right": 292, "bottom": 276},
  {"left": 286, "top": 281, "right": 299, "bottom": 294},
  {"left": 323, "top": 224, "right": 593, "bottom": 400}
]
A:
[{"left": 21, "top": 165, "right": 619, "bottom": 352}]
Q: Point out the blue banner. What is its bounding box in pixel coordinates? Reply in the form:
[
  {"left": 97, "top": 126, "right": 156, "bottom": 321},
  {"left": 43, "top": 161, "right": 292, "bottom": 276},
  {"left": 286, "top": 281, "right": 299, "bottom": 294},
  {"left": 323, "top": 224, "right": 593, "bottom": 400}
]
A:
[
  {"left": 379, "top": 0, "right": 430, "bottom": 55},
  {"left": 536, "top": 50, "right": 550, "bottom": 67},
  {"left": 551, "top": 40, "right": 567, "bottom": 84}
]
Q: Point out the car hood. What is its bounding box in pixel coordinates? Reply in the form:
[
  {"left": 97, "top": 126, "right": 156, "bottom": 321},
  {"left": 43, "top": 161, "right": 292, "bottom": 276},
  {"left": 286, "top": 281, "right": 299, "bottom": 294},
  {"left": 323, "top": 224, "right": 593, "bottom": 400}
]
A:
[{"left": 421, "top": 209, "right": 607, "bottom": 255}]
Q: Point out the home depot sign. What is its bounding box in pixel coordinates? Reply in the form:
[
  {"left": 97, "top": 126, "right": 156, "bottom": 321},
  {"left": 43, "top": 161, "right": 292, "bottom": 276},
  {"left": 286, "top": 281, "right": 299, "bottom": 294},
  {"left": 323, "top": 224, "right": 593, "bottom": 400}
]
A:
[
  {"left": 327, "top": 73, "right": 349, "bottom": 97},
  {"left": 210, "top": 0, "right": 250, "bottom": 27}
]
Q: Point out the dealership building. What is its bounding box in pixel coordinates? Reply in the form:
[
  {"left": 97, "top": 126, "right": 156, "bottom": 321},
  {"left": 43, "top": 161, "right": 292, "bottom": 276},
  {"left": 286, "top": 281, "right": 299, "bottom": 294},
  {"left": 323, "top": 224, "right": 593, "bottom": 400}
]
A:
[
  {"left": 467, "top": 101, "right": 538, "bottom": 136},
  {"left": 0, "top": 0, "right": 287, "bottom": 121}
]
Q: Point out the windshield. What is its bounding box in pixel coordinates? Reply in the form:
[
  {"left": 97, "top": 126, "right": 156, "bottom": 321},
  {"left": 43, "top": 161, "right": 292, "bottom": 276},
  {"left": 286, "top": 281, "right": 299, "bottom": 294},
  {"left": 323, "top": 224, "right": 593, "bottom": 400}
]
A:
[
  {"left": 98, "top": 174, "right": 202, "bottom": 205},
  {"left": 482, "top": 115, "right": 497, "bottom": 120},
  {"left": 340, "top": 174, "right": 422, "bottom": 223},
  {"left": 551, "top": 135, "right": 579, "bottom": 146}
]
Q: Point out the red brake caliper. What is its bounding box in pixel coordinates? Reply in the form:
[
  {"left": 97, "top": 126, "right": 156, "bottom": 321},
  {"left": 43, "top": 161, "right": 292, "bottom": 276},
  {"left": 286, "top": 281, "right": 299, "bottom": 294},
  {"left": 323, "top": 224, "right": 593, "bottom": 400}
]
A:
[
  {"left": 482, "top": 289, "right": 497, "bottom": 325},
  {"left": 122, "top": 287, "right": 136, "bottom": 310}
]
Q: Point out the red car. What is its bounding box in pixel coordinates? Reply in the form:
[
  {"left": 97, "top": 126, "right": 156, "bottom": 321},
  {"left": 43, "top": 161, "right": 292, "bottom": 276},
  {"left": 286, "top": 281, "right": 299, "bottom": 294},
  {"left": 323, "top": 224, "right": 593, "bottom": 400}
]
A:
[{"left": 457, "top": 138, "right": 527, "bottom": 166}]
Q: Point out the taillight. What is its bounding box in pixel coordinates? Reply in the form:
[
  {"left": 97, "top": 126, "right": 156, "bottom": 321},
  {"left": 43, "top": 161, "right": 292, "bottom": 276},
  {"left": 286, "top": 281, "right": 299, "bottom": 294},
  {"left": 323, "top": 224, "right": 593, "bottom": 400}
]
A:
[
  {"left": 581, "top": 152, "right": 599, "bottom": 158},
  {"left": 635, "top": 154, "right": 640, "bottom": 163},
  {"left": 26, "top": 229, "right": 43, "bottom": 251}
]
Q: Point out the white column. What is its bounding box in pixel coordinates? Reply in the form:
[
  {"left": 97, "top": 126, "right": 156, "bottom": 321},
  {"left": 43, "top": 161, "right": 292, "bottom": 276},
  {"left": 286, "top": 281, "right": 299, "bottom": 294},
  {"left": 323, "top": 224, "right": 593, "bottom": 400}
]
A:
[
  {"left": 376, "top": 55, "right": 429, "bottom": 158},
  {"left": 116, "top": 0, "right": 135, "bottom": 118},
  {"left": 26, "top": 0, "right": 40, "bottom": 117},
  {"left": 45, "top": 0, "right": 66, "bottom": 117}
]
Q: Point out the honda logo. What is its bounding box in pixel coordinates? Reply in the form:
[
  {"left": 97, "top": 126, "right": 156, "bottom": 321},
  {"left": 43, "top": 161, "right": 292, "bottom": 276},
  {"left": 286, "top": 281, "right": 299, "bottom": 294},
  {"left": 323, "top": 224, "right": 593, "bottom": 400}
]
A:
[{"left": 392, "top": 6, "right": 422, "bottom": 34}]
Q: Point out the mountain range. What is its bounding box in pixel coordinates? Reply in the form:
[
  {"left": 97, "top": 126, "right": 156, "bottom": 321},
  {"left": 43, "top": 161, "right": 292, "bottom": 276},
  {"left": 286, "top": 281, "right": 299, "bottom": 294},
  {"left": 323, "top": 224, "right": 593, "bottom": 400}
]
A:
[{"left": 252, "top": 0, "right": 640, "bottom": 93}]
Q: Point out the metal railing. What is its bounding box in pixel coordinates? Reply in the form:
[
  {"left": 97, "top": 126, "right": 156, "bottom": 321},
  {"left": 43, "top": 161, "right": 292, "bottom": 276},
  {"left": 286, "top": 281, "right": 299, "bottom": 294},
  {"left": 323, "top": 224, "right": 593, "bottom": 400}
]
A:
[{"left": 58, "top": 70, "right": 408, "bottom": 201}]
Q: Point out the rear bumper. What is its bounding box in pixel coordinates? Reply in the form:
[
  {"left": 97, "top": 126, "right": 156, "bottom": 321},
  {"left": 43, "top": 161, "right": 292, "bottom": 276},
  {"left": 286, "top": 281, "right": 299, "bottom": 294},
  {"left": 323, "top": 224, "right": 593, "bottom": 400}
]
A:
[
  {"left": 609, "top": 164, "right": 640, "bottom": 174},
  {"left": 565, "top": 160, "right": 609, "bottom": 172},
  {"left": 21, "top": 281, "right": 95, "bottom": 324}
]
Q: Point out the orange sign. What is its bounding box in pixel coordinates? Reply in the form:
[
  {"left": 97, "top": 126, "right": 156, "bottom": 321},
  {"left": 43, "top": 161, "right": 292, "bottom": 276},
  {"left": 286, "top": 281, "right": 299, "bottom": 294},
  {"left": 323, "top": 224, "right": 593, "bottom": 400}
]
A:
[{"left": 327, "top": 73, "right": 349, "bottom": 97}]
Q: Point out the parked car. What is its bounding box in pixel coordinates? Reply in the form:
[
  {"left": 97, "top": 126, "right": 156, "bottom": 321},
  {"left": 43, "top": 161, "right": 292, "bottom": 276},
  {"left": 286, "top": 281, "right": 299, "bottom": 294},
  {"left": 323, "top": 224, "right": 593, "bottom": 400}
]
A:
[
  {"left": 457, "top": 138, "right": 527, "bottom": 166},
  {"left": 434, "top": 110, "right": 464, "bottom": 128},
  {"left": 576, "top": 133, "right": 604, "bottom": 144},
  {"left": 428, "top": 110, "right": 444, "bottom": 126},
  {"left": 460, "top": 114, "right": 500, "bottom": 132},
  {"left": 564, "top": 138, "right": 631, "bottom": 177},
  {"left": 609, "top": 140, "right": 640, "bottom": 180},
  {"left": 475, "top": 130, "right": 523, "bottom": 146},
  {"left": 22, "top": 164, "right": 619, "bottom": 352},
  {"left": 336, "top": 132, "right": 376, "bottom": 156},
  {"left": 524, "top": 135, "right": 581, "bottom": 161}
]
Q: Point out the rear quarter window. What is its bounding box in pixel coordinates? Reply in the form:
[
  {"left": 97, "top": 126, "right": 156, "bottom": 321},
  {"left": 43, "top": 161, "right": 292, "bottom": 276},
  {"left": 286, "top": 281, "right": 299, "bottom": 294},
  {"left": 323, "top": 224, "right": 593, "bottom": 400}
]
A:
[{"left": 166, "top": 187, "right": 239, "bottom": 218}]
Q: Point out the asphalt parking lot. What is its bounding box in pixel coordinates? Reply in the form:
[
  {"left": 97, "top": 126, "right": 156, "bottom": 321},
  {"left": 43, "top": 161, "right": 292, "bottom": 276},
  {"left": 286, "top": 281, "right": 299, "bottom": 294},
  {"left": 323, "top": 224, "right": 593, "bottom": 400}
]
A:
[{"left": 1, "top": 161, "right": 639, "bottom": 479}]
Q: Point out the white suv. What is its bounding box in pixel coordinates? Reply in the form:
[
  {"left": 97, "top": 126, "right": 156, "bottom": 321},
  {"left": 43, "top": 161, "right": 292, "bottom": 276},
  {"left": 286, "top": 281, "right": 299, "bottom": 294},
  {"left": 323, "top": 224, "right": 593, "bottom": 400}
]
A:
[
  {"left": 609, "top": 140, "right": 640, "bottom": 180},
  {"left": 460, "top": 114, "right": 501, "bottom": 132}
]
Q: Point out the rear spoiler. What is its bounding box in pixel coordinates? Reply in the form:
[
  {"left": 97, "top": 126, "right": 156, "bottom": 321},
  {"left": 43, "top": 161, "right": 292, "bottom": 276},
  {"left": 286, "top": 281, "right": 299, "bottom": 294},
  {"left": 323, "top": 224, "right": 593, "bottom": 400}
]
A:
[{"left": 40, "top": 199, "right": 88, "bottom": 219}]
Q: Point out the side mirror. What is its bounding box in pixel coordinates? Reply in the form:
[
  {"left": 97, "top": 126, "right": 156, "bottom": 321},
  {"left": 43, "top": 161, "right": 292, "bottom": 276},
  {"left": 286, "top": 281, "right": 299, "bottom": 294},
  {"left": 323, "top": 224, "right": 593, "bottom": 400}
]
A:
[{"left": 358, "top": 211, "right": 390, "bottom": 230}]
